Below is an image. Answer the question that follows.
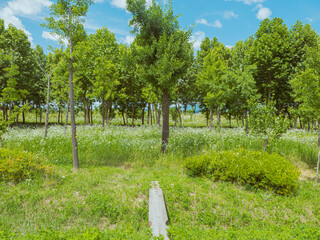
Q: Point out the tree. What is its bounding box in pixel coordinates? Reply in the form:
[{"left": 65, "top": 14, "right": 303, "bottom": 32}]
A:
[
  {"left": 127, "top": 0, "right": 193, "bottom": 152},
  {"left": 247, "top": 100, "right": 291, "bottom": 151},
  {"left": 250, "top": 18, "right": 292, "bottom": 112},
  {"left": 42, "top": 0, "right": 93, "bottom": 169},
  {"left": 197, "top": 45, "right": 232, "bottom": 129}
]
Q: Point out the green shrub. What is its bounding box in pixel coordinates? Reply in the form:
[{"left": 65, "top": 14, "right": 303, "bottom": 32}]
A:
[
  {"left": 0, "top": 148, "right": 56, "bottom": 183},
  {"left": 185, "top": 148, "right": 300, "bottom": 195}
]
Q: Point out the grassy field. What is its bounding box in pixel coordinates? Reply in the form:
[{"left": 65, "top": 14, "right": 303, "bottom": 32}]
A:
[{"left": 1, "top": 122, "right": 320, "bottom": 239}]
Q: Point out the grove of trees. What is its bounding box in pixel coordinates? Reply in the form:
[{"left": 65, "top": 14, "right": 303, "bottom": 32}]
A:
[{"left": 1, "top": 0, "right": 320, "bottom": 165}]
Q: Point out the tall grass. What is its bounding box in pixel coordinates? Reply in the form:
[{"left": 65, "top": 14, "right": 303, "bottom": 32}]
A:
[{"left": 4, "top": 125, "right": 319, "bottom": 167}]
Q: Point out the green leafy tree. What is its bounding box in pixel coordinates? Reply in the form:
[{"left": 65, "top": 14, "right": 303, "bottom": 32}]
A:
[
  {"left": 247, "top": 100, "right": 291, "bottom": 151},
  {"left": 42, "top": 0, "right": 93, "bottom": 169},
  {"left": 127, "top": 0, "right": 194, "bottom": 152},
  {"left": 250, "top": 18, "right": 292, "bottom": 112},
  {"left": 197, "top": 45, "right": 232, "bottom": 129}
]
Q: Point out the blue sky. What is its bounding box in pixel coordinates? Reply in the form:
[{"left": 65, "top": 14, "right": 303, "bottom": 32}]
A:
[{"left": 0, "top": 0, "right": 320, "bottom": 52}]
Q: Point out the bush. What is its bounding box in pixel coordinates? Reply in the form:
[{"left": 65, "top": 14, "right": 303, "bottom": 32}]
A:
[
  {"left": 185, "top": 148, "right": 300, "bottom": 195},
  {"left": 0, "top": 148, "right": 56, "bottom": 183}
]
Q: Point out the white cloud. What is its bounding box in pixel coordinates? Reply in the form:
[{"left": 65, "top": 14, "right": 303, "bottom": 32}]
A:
[
  {"left": 8, "top": 0, "right": 52, "bottom": 16},
  {"left": 196, "top": 18, "right": 222, "bottom": 28},
  {"left": 0, "top": 0, "right": 53, "bottom": 47},
  {"left": 0, "top": 7, "right": 33, "bottom": 44},
  {"left": 225, "top": 45, "right": 234, "bottom": 49},
  {"left": 124, "top": 35, "right": 134, "bottom": 44},
  {"left": 306, "top": 17, "right": 313, "bottom": 23},
  {"left": 255, "top": 4, "right": 272, "bottom": 20},
  {"left": 110, "top": 0, "right": 152, "bottom": 9},
  {"left": 190, "top": 31, "right": 205, "bottom": 50},
  {"left": 224, "top": 11, "right": 238, "bottom": 19},
  {"left": 236, "top": 0, "right": 265, "bottom": 5},
  {"left": 42, "top": 31, "right": 68, "bottom": 45}
]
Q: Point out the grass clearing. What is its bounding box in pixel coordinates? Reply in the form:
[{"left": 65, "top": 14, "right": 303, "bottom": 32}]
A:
[{"left": 1, "top": 125, "right": 320, "bottom": 239}]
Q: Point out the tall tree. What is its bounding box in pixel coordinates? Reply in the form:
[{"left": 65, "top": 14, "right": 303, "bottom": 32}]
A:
[
  {"left": 42, "top": 0, "right": 93, "bottom": 170},
  {"left": 250, "top": 18, "right": 292, "bottom": 112},
  {"left": 127, "top": 0, "right": 193, "bottom": 152}
]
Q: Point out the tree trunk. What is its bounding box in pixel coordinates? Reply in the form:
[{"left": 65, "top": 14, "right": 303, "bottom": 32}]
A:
[
  {"left": 122, "top": 111, "right": 126, "bottom": 125},
  {"left": 308, "top": 122, "right": 311, "bottom": 131},
  {"left": 44, "top": 75, "right": 50, "bottom": 138},
  {"left": 107, "top": 100, "right": 111, "bottom": 126},
  {"left": 150, "top": 104, "right": 153, "bottom": 126},
  {"left": 294, "top": 117, "right": 297, "bottom": 129},
  {"left": 58, "top": 105, "right": 61, "bottom": 124},
  {"left": 64, "top": 99, "right": 70, "bottom": 134},
  {"left": 244, "top": 109, "right": 249, "bottom": 134},
  {"left": 40, "top": 104, "right": 42, "bottom": 124},
  {"left": 209, "top": 107, "right": 213, "bottom": 130},
  {"left": 22, "top": 111, "right": 25, "bottom": 124},
  {"left": 132, "top": 104, "right": 135, "bottom": 127},
  {"left": 36, "top": 106, "right": 38, "bottom": 124},
  {"left": 161, "top": 90, "right": 170, "bottom": 153},
  {"left": 147, "top": 103, "right": 150, "bottom": 125},
  {"left": 142, "top": 104, "right": 145, "bottom": 125},
  {"left": 101, "top": 99, "right": 105, "bottom": 128},
  {"left": 263, "top": 136, "right": 268, "bottom": 152},
  {"left": 176, "top": 102, "right": 183, "bottom": 128},
  {"left": 68, "top": 6, "right": 79, "bottom": 170},
  {"left": 217, "top": 107, "right": 221, "bottom": 128},
  {"left": 90, "top": 102, "right": 93, "bottom": 125},
  {"left": 157, "top": 107, "right": 161, "bottom": 127},
  {"left": 318, "top": 120, "right": 320, "bottom": 148},
  {"left": 299, "top": 118, "right": 302, "bottom": 129},
  {"left": 84, "top": 103, "right": 87, "bottom": 125},
  {"left": 236, "top": 118, "right": 239, "bottom": 127}
]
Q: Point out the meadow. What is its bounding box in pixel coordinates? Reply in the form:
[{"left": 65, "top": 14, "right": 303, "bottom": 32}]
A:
[{"left": 1, "top": 114, "right": 320, "bottom": 239}]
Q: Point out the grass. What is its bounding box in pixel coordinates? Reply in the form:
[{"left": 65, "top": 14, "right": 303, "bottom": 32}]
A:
[{"left": 1, "top": 121, "right": 320, "bottom": 239}]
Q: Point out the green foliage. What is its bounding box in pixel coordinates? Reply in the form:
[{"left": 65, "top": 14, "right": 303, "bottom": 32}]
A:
[
  {"left": 185, "top": 148, "right": 300, "bottom": 195},
  {"left": 247, "top": 99, "right": 291, "bottom": 150},
  {"left": 0, "top": 148, "right": 56, "bottom": 183}
]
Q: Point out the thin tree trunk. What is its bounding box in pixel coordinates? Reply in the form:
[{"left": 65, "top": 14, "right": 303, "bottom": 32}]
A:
[
  {"left": 245, "top": 109, "right": 249, "bottom": 134},
  {"left": 36, "top": 106, "right": 38, "bottom": 124},
  {"left": 263, "top": 136, "right": 268, "bottom": 152},
  {"left": 150, "top": 104, "right": 153, "bottom": 126},
  {"left": 131, "top": 104, "right": 135, "bottom": 127},
  {"left": 299, "top": 118, "right": 302, "bottom": 129},
  {"left": 217, "top": 107, "right": 221, "bottom": 128},
  {"left": 44, "top": 75, "right": 50, "bottom": 138},
  {"left": 176, "top": 102, "right": 183, "bottom": 128},
  {"left": 122, "top": 111, "right": 126, "bottom": 125},
  {"left": 107, "top": 100, "right": 111, "bottom": 126},
  {"left": 64, "top": 99, "right": 70, "bottom": 134},
  {"left": 308, "top": 122, "right": 311, "bottom": 131},
  {"left": 236, "top": 118, "right": 239, "bottom": 127},
  {"left": 142, "top": 104, "right": 145, "bottom": 125},
  {"left": 68, "top": 6, "right": 79, "bottom": 170},
  {"left": 209, "top": 107, "right": 213, "bottom": 130},
  {"left": 294, "top": 117, "right": 297, "bottom": 129},
  {"left": 40, "top": 104, "right": 42, "bottom": 124},
  {"left": 147, "top": 103, "right": 150, "bottom": 125},
  {"left": 101, "top": 99, "right": 105, "bottom": 128},
  {"left": 58, "top": 105, "right": 61, "bottom": 124},
  {"left": 161, "top": 90, "right": 170, "bottom": 153},
  {"left": 157, "top": 107, "right": 161, "bottom": 127},
  {"left": 90, "top": 102, "right": 93, "bottom": 125},
  {"left": 318, "top": 120, "right": 320, "bottom": 148}
]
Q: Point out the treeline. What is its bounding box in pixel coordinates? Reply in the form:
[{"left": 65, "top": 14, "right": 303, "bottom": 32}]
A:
[{"left": 1, "top": 16, "right": 320, "bottom": 129}]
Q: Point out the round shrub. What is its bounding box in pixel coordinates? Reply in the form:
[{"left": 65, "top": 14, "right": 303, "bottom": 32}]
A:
[
  {"left": 0, "top": 148, "right": 56, "bottom": 183},
  {"left": 185, "top": 148, "right": 300, "bottom": 195}
]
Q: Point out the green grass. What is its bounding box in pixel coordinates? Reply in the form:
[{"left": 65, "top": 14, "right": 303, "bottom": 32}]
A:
[
  {"left": 1, "top": 123, "right": 320, "bottom": 239},
  {"left": 1, "top": 162, "right": 320, "bottom": 239}
]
